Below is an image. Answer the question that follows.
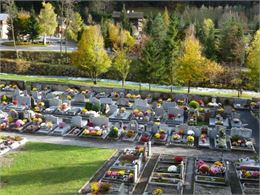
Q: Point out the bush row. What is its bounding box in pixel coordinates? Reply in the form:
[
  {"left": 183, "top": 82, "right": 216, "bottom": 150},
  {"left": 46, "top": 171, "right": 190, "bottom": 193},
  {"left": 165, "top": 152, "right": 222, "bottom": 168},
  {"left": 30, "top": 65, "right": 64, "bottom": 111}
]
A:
[
  {"left": 0, "top": 51, "right": 71, "bottom": 64},
  {"left": 0, "top": 59, "right": 87, "bottom": 77}
]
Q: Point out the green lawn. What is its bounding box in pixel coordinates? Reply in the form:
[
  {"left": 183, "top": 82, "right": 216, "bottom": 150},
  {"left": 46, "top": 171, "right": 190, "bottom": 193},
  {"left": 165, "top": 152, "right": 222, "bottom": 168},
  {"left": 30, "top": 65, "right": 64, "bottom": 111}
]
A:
[
  {"left": 1, "top": 73, "right": 259, "bottom": 98},
  {"left": 0, "top": 142, "right": 115, "bottom": 195}
]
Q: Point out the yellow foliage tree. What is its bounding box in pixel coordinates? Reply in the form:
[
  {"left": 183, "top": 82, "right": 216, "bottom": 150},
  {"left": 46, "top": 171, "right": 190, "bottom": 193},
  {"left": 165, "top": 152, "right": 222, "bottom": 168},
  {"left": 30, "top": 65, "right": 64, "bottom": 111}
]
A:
[
  {"left": 246, "top": 29, "right": 260, "bottom": 90},
  {"left": 176, "top": 31, "right": 223, "bottom": 93},
  {"left": 71, "top": 25, "right": 111, "bottom": 84},
  {"left": 108, "top": 22, "right": 135, "bottom": 49}
]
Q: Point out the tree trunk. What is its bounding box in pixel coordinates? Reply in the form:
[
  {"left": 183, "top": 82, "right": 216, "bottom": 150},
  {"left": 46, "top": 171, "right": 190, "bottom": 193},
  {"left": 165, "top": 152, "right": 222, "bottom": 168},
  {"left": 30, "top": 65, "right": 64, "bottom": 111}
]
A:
[
  {"left": 11, "top": 18, "right": 18, "bottom": 59},
  {"left": 188, "top": 80, "right": 191, "bottom": 94},
  {"left": 122, "top": 79, "right": 125, "bottom": 88},
  {"left": 149, "top": 83, "right": 151, "bottom": 91},
  {"left": 171, "top": 85, "right": 173, "bottom": 93},
  {"left": 43, "top": 34, "right": 47, "bottom": 45}
]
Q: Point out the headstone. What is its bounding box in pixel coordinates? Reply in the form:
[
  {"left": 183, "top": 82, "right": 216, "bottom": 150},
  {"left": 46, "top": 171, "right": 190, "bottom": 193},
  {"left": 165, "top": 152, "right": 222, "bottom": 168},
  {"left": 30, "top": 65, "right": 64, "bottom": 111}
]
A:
[
  {"left": 73, "top": 94, "right": 86, "bottom": 102},
  {"left": 17, "top": 95, "right": 31, "bottom": 107},
  {"left": 90, "top": 97, "right": 100, "bottom": 105},
  {"left": 231, "top": 127, "right": 252, "bottom": 138},
  {"left": 162, "top": 101, "right": 176, "bottom": 110},
  {"left": 71, "top": 116, "right": 85, "bottom": 127},
  {"left": 46, "top": 92, "right": 55, "bottom": 99},
  {"left": 168, "top": 107, "right": 184, "bottom": 116},
  {"left": 100, "top": 97, "right": 113, "bottom": 105},
  {"left": 49, "top": 99, "right": 61, "bottom": 107},
  {"left": 117, "top": 98, "right": 129, "bottom": 106},
  {"left": 92, "top": 116, "right": 109, "bottom": 126}
]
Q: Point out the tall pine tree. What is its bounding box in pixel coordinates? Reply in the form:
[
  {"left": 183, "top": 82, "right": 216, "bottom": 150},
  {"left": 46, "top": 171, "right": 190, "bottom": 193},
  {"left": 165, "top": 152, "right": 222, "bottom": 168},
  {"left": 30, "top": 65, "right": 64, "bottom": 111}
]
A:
[{"left": 162, "top": 14, "right": 180, "bottom": 91}]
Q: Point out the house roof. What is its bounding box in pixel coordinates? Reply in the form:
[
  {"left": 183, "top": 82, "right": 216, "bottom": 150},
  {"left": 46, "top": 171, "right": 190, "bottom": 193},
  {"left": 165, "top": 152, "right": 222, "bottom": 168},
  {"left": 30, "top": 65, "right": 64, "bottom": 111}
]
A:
[
  {"left": 112, "top": 11, "right": 143, "bottom": 19},
  {"left": 0, "top": 13, "right": 9, "bottom": 21}
]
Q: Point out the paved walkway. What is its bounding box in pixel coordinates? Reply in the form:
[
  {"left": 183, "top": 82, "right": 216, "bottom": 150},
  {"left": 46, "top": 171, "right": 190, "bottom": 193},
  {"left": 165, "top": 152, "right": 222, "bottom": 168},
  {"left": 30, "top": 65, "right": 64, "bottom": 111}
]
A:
[{"left": 1, "top": 132, "right": 256, "bottom": 161}]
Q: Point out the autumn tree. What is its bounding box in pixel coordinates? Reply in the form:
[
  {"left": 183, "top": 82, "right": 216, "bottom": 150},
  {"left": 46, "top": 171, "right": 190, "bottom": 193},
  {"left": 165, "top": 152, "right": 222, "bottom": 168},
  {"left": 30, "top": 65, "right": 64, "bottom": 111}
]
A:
[
  {"left": 176, "top": 26, "right": 223, "bottom": 93},
  {"left": 38, "top": 2, "right": 58, "bottom": 45},
  {"left": 108, "top": 22, "right": 135, "bottom": 49},
  {"left": 71, "top": 25, "right": 111, "bottom": 84},
  {"left": 112, "top": 49, "right": 132, "bottom": 87},
  {"left": 246, "top": 29, "right": 260, "bottom": 91}
]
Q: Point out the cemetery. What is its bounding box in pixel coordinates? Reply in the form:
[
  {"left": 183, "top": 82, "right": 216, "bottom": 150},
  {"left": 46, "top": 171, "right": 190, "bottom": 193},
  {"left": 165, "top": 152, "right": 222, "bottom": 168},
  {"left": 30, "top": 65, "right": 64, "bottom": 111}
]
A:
[{"left": 0, "top": 81, "right": 259, "bottom": 195}]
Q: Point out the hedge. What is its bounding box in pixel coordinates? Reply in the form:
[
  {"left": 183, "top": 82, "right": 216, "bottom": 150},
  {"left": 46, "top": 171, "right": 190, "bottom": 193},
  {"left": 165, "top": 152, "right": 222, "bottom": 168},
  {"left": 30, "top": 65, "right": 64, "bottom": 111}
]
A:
[
  {"left": 0, "top": 51, "right": 71, "bottom": 64},
  {"left": 0, "top": 59, "right": 87, "bottom": 77}
]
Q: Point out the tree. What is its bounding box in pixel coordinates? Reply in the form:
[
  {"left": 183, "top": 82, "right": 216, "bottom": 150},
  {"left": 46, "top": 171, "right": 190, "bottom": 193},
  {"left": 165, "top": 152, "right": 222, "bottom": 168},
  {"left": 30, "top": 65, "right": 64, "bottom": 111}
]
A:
[
  {"left": 162, "top": 7, "right": 170, "bottom": 29},
  {"left": 38, "top": 2, "right": 58, "bottom": 45},
  {"left": 121, "top": 4, "right": 131, "bottom": 32},
  {"left": 150, "top": 13, "right": 166, "bottom": 40},
  {"left": 246, "top": 29, "right": 260, "bottom": 91},
  {"left": 200, "top": 18, "right": 218, "bottom": 61},
  {"left": 26, "top": 10, "right": 40, "bottom": 42},
  {"left": 139, "top": 39, "right": 163, "bottom": 90},
  {"left": 71, "top": 25, "right": 111, "bottom": 84},
  {"left": 219, "top": 17, "right": 245, "bottom": 65},
  {"left": 66, "top": 12, "right": 83, "bottom": 41},
  {"left": 108, "top": 23, "right": 135, "bottom": 49},
  {"left": 162, "top": 14, "right": 180, "bottom": 92},
  {"left": 4, "top": 0, "right": 18, "bottom": 58},
  {"left": 112, "top": 49, "right": 132, "bottom": 87},
  {"left": 176, "top": 31, "right": 204, "bottom": 93}
]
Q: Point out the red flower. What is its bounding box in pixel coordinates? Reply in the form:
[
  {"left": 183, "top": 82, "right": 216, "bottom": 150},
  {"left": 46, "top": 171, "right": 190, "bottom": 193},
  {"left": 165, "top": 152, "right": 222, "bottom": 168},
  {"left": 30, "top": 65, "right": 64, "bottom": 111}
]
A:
[{"left": 175, "top": 156, "right": 183, "bottom": 163}]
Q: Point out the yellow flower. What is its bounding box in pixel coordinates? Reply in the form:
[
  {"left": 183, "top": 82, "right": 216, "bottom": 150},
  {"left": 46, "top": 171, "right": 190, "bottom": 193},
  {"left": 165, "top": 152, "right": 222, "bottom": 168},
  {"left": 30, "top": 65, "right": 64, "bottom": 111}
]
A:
[
  {"left": 187, "top": 135, "right": 194, "bottom": 142},
  {"left": 90, "top": 182, "right": 99, "bottom": 193},
  {"left": 154, "top": 133, "right": 160, "bottom": 139}
]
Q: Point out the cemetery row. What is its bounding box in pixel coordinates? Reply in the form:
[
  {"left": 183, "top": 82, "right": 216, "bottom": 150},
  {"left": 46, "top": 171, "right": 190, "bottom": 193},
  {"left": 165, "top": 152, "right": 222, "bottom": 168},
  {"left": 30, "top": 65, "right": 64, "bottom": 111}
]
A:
[
  {"left": 0, "top": 84, "right": 258, "bottom": 153},
  {"left": 79, "top": 144, "right": 260, "bottom": 195}
]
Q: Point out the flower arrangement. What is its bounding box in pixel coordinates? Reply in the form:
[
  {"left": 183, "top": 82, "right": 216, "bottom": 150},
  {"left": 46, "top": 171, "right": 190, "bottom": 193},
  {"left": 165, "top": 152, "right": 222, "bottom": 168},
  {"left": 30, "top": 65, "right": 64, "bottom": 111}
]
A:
[
  {"left": 175, "top": 156, "right": 183, "bottom": 163},
  {"left": 133, "top": 109, "right": 151, "bottom": 121},
  {"left": 120, "top": 107, "right": 126, "bottom": 113},
  {"left": 81, "top": 108, "right": 88, "bottom": 114},
  {"left": 241, "top": 169, "right": 260, "bottom": 179},
  {"left": 196, "top": 160, "right": 226, "bottom": 176},
  {"left": 90, "top": 182, "right": 111, "bottom": 194},
  {"left": 126, "top": 130, "right": 135, "bottom": 138},
  {"left": 108, "top": 126, "right": 119, "bottom": 138},
  {"left": 59, "top": 122, "right": 65, "bottom": 128},
  {"left": 15, "top": 119, "right": 26, "bottom": 128},
  {"left": 187, "top": 135, "right": 195, "bottom": 143},
  {"left": 231, "top": 135, "right": 252, "bottom": 148},
  {"left": 152, "top": 188, "right": 163, "bottom": 195},
  {"left": 59, "top": 103, "right": 69, "bottom": 111},
  {"left": 140, "top": 133, "right": 150, "bottom": 142},
  {"left": 82, "top": 127, "right": 103, "bottom": 136},
  {"left": 154, "top": 129, "right": 167, "bottom": 140}
]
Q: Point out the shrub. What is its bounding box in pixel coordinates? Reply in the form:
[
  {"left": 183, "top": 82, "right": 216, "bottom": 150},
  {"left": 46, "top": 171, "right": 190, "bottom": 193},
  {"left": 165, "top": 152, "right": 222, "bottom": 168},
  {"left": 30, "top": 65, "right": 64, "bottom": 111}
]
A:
[{"left": 189, "top": 100, "right": 200, "bottom": 109}]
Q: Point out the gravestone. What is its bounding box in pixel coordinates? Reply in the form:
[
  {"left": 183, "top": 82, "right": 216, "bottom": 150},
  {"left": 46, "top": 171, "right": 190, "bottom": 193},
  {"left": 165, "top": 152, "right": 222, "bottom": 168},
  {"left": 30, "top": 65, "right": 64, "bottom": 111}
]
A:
[
  {"left": 154, "top": 107, "right": 165, "bottom": 117},
  {"left": 117, "top": 98, "right": 129, "bottom": 106},
  {"left": 92, "top": 116, "right": 109, "bottom": 126},
  {"left": 71, "top": 116, "right": 86, "bottom": 127},
  {"left": 168, "top": 107, "right": 184, "bottom": 116},
  {"left": 100, "top": 97, "right": 113, "bottom": 105},
  {"left": 231, "top": 127, "right": 252, "bottom": 138},
  {"left": 73, "top": 94, "right": 86, "bottom": 102},
  {"left": 49, "top": 99, "right": 62, "bottom": 107},
  {"left": 162, "top": 101, "right": 176, "bottom": 110},
  {"left": 17, "top": 95, "right": 31, "bottom": 107}
]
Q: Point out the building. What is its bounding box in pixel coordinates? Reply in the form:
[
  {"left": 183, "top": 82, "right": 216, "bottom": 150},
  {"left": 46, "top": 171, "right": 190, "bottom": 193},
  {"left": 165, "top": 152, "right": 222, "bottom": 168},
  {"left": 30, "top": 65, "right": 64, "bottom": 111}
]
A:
[
  {"left": 0, "top": 13, "right": 9, "bottom": 39},
  {"left": 112, "top": 10, "right": 144, "bottom": 37}
]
